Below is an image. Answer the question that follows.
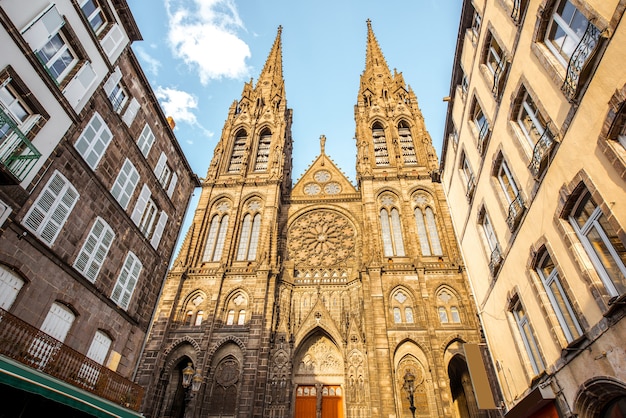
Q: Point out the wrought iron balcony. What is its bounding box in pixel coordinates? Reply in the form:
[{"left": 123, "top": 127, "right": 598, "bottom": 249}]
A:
[
  {"left": 528, "top": 128, "right": 555, "bottom": 178},
  {"left": 562, "top": 21, "right": 601, "bottom": 100},
  {"left": 465, "top": 174, "right": 476, "bottom": 202},
  {"left": 492, "top": 60, "right": 507, "bottom": 98},
  {"left": 506, "top": 193, "right": 526, "bottom": 232},
  {"left": 0, "top": 107, "right": 42, "bottom": 181},
  {"left": 477, "top": 122, "right": 490, "bottom": 156},
  {"left": 0, "top": 308, "right": 144, "bottom": 411},
  {"left": 511, "top": 0, "right": 527, "bottom": 24},
  {"left": 488, "top": 244, "right": 503, "bottom": 277}
]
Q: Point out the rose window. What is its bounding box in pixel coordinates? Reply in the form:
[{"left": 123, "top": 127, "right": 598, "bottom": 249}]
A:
[{"left": 288, "top": 210, "right": 355, "bottom": 267}]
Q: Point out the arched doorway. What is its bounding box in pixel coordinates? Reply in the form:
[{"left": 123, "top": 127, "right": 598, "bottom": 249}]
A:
[
  {"left": 165, "top": 357, "right": 193, "bottom": 418},
  {"left": 448, "top": 355, "right": 480, "bottom": 418},
  {"left": 293, "top": 332, "right": 344, "bottom": 418}
]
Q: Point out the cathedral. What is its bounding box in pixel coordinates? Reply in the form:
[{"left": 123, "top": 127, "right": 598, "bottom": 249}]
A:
[{"left": 136, "top": 21, "right": 489, "bottom": 418}]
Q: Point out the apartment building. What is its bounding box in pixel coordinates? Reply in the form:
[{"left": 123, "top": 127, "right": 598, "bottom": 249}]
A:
[
  {"left": 0, "top": 1, "right": 199, "bottom": 416},
  {"left": 441, "top": 0, "right": 626, "bottom": 417}
]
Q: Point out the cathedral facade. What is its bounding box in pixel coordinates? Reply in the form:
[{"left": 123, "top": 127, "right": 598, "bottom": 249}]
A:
[{"left": 136, "top": 22, "right": 491, "bottom": 418}]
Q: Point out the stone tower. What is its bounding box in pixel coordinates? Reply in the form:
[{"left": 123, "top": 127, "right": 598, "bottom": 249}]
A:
[{"left": 137, "top": 22, "right": 488, "bottom": 418}]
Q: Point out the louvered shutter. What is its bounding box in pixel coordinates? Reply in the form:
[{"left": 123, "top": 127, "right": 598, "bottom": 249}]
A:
[
  {"left": 131, "top": 184, "right": 150, "bottom": 225},
  {"left": 150, "top": 211, "right": 168, "bottom": 249}
]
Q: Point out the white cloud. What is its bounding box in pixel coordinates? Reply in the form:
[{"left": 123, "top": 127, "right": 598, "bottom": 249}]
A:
[
  {"left": 155, "top": 86, "right": 198, "bottom": 125},
  {"left": 155, "top": 86, "right": 214, "bottom": 139},
  {"left": 165, "top": 0, "right": 251, "bottom": 83},
  {"left": 135, "top": 45, "right": 161, "bottom": 76}
]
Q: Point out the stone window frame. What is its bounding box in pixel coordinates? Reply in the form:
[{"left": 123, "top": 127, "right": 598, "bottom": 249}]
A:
[
  {"left": 468, "top": 95, "right": 491, "bottom": 157},
  {"left": 378, "top": 191, "right": 406, "bottom": 258},
  {"left": 597, "top": 83, "right": 626, "bottom": 179},
  {"left": 490, "top": 151, "right": 526, "bottom": 232},
  {"left": 479, "top": 25, "right": 510, "bottom": 100},
  {"left": 253, "top": 127, "right": 272, "bottom": 172},
  {"left": 223, "top": 290, "right": 250, "bottom": 327},
  {"left": 435, "top": 286, "right": 463, "bottom": 325},
  {"left": 505, "top": 290, "right": 547, "bottom": 378},
  {"left": 530, "top": 0, "right": 610, "bottom": 102},
  {"left": 372, "top": 121, "right": 391, "bottom": 166},
  {"left": 202, "top": 199, "right": 231, "bottom": 264},
  {"left": 458, "top": 148, "right": 476, "bottom": 202},
  {"left": 178, "top": 289, "right": 207, "bottom": 327},
  {"left": 411, "top": 190, "right": 444, "bottom": 257},
  {"left": 526, "top": 238, "right": 588, "bottom": 349},
  {"left": 389, "top": 286, "right": 416, "bottom": 326},
  {"left": 477, "top": 205, "right": 503, "bottom": 277},
  {"left": 235, "top": 198, "right": 263, "bottom": 262},
  {"left": 507, "top": 79, "right": 559, "bottom": 181},
  {"left": 227, "top": 128, "right": 249, "bottom": 173},
  {"left": 554, "top": 171, "right": 626, "bottom": 313}
]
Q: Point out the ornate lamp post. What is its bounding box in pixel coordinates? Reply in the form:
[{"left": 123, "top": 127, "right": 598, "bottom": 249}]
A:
[
  {"left": 182, "top": 363, "right": 203, "bottom": 393},
  {"left": 403, "top": 370, "right": 416, "bottom": 418}
]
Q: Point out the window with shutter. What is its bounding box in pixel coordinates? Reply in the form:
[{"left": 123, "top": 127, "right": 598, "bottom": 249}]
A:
[
  {"left": 73, "top": 217, "right": 114, "bottom": 282},
  {"left": 74, "top": 112, "right": 112, "bottom": 169},
  {"left": 111, "top": 252, "right": 142, "bottom": 309},
  {"left": 111, "top": 159, "right": 139, "bottom": 210},
  {"left": 0, "top": 265, "right": 25, "bottom": 310},
  {"left": 23, "top": 171, "right": 79, "bottom": 245},
  {"left": 137, "top": 124, "right": 155, "bottom": 157}
]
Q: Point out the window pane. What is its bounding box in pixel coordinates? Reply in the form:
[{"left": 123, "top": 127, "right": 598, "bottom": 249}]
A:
[
  {"left": 415, "top": 209, "right": 431, "bottom": 256},
  {"left": 393, "top": 307, "right": 401, "bottom": 323},
  {"left": 390, "top": 209, "right": 405, "bottom": 256}
]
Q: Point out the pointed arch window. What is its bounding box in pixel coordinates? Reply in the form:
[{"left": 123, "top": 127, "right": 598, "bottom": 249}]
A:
[
  {"left": 203, "top": 214, "right": 229, "bottom": 262},
  {"left": 398, "top": 121, "right": 417, "bottom": 165},
  {"left": 179, "top": 291, "right": 206, "bottom": 326},
  {"left": 254, "top": 129, "right": 271, "bottom": 171},
  {"left": 414, "top": 206, "right": 443, "bottom": 257},
  {"left": 228, "top": 130, "right": 247, "bottom": 173},
  {"left": 437, "top": 289, "right": 462, "bottom": 324},
  {"left": 391, "top": 289, "right": 414, "bottom": 324},
  {"left": 236, "top": 200, "right": 262, "bottom": 261},
  {"left": 225, "top": 292, "right": 248, "bottom": 326},
  {"left": 372, "top": 123, "right": 389, "bottom": 166},
  {"left": 380, "top": 207, "right": 405, "bottom": 257}
]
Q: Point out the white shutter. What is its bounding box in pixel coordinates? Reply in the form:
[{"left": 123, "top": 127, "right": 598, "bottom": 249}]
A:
[
  {"left": 130, "top": 184, "right": 150, "bottom": 225},
  {"left": 21, "top": 5, "right": 64, "bottom": 51},
  {"left": 167, "top": 172, "right": 178, "bottom": 198},
  {"left": 150, "top": 211, "right": 168, "bottom": 249},
  {"left": 0, "top": 266, "right": 24, "bottom": 310},
  {"left": 40, "top": 302, "right": 74, "bottom": 342},
  {"left": 111, "top": 159, "right": 139, "bottom": 210},
  {"left": 86, "top": 331, "right": 112, "bottom": 365},
  {"left": 100, "top": 23, "right": 124, "bottom": 61},
  {"left": 73, "top": 217, "right": 115, "bottom": 283},
  {"left": 63, "top": 62, "right": 97, "bottom": 109},
  {"left": 23, "top": 171, "right": 79, "bottom": 245},
  {"left": 111, "top": 252, "right": 142, "bottom": 309},
  {"left": 122, "top": 97, "right": 140, "bottom": 126},
  {"left": 103, "top": 66, "right": 122, "bottom": 97},
  {"left": 137, "top": 124, "right": 155, "bottom": 157},
  {"left": 154, "top": 152, "right": 166, "bottom": 179}
]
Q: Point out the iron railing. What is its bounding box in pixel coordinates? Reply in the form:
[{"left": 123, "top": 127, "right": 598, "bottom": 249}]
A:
[
  {"left": 488, "top": 244, "right": 503, "bottom": 277},
  {"left": 562, "top": 21, "right": 601, "bottom": 100},
  {"left": 492, "top": 60, "right": 507, "bottom": 99},
  {"left": 477, "top": 122, "right": 490, "bottom": 156},
  {"left": 465, "top": 174, "right": 476, "bottom": 202},
  {"left": 511, "top": 0, "right": 527, "bottom": 24},
  {"left": 0, "top": 107, "right": 41, "bottom": 181},
  {"left": 506, "top": 194, "right": 525, "bottom": 232},
  {"left": 528, "top": 127, "right": 555, "bottom": 178},
  {"left": 0, "top": 308, "right": 144, "bottom": 410}
]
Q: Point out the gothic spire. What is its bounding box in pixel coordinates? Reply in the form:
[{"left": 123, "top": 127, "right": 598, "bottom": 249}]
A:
[
  {"left": 255, "top": 25, "right": 285, "bottom": 98},
  {"left": 363, "top": 19, "right": 391, "bottom": 79}
]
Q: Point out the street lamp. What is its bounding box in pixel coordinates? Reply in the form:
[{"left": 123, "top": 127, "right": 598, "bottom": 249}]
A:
[
  {"left": 182, "top": 363, "right": 194, "bottom": 388},
  {"left": 403, "top": 370, "right": 416, "bottom": 418}
]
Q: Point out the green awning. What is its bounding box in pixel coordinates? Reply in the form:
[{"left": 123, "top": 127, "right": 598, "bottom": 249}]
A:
[{"left": 0, "top": 355, "right": 143, "bottom": 418}]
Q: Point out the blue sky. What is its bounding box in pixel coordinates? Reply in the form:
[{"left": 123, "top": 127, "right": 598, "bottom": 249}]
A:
[{"left": 127, "top": 0, "right": 463, "bottom": 184}]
